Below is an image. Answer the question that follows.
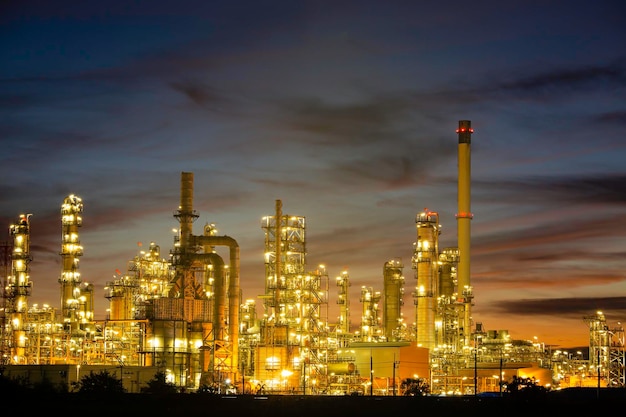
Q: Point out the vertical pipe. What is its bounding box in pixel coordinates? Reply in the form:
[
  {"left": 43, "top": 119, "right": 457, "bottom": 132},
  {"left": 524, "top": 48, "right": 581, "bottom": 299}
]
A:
[
  {"left": 211, "top": 256, "right": 226, "bottom": 341},
  {"left": 456, "top": 120, "right": 473, "bottom": 346},
  {"left": 195, "top": 235, "right": 240, "bottom": 388},
  {"left": 227, "top": 239, "right": 240, "bottom": 382}
]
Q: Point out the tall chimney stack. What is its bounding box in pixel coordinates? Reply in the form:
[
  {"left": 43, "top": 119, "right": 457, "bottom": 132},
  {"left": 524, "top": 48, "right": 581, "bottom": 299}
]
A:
[{"left": 456, "top": 120, "right": 473, "bottom": 346}]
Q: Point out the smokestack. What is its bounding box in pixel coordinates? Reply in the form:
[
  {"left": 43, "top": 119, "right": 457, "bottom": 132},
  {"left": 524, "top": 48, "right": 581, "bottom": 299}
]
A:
[
  {"left": 177, "top": 172, "right": 198, "bottom": 248},
  {"left": 456, "top": 120, "right": 473, "bottom": 346}
]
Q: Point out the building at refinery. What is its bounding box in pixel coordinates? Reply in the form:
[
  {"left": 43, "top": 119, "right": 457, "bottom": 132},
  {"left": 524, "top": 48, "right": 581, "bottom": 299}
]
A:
[{"left": 1, "top": 121, "right": 624, "bottom": 394}]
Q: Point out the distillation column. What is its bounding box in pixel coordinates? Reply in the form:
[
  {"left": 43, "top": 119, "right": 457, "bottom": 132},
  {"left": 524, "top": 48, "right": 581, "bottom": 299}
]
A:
[
  {"left": 260, "top": 200, "right": 307, "bottom": 326},
  {"left": 456, "top": 120, "right": 474, "bottom": 347},
  {"left": 412, "top": 210, "right": 439, "bottom": 350},
  {"left": 258, "top": 200, "right": 307, "bottom": 391},
  {"left": 7, "top": 214, "right": 33, "bottom": 364},
  {"left": 59, "top": 195, "right": 84, "bottom": 333},
  {"left": 336, "top": 270, "right": 351, "bottom": 335},
  {"left": 359, "top": 286, "right": 381, "bottom": 341},
  {"left": 438, "top": 247, "right": 460, "bottom": 348},
  {"left": 383, "top": 259, "right": 404, "bottom": 341}
]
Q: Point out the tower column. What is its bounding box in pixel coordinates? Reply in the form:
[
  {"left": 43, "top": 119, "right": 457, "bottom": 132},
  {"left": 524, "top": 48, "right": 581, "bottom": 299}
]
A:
[{"left": 456, "top": 120, "right": 473, "bottom": 347}]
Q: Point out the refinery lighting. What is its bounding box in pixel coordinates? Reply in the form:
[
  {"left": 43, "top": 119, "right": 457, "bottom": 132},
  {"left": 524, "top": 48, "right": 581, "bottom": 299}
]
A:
[{"left": 0, "top": 124, "right": 623, "bottom": 393}]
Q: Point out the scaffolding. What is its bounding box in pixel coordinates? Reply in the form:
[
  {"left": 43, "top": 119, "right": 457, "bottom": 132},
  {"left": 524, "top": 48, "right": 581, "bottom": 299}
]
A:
[{"left": 584, "top": 311, "right": 625, "bottom": 388}]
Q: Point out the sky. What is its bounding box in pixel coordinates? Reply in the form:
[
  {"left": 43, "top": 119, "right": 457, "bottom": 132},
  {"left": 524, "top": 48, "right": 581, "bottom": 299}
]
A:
[{"left": 1, "top": 0, "right": 625, "bottom": 349}]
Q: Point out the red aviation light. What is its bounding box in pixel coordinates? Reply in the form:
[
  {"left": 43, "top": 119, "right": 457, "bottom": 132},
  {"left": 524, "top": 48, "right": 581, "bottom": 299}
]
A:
[
  {"left": 456, "top": 128, "right": 474, "bottom": 133},
  {"left": 455, "top": 212, "right": 474, "bottom": 219}
]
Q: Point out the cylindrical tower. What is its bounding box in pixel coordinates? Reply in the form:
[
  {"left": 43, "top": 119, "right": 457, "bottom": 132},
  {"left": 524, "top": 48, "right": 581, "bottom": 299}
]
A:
[
  {"left": 336, "top": 270, "right": 351, "bottom": 334},
  {"left": 383, "top": 259, "right": 404, "bottom": 341},
  {"left": 456, "top": 120, "right": 473, "bottom": 347},
  {"left": 412, "top": 209, "right": 439, "bottom": 350},
  {"left": 438, "top": 248, "right": 458, "bottom": 299},
  {"left": 7, "top": 214, "right": 33, "bottom": 364},
  {"left": 438, "top": 247, "right": 460, "bottom": 347},
  {"left": 59, "top": 194, "right": 84, "bottom": 333},
  {"left": 359, "top": 286, "right": 380, "bottom": 341}
]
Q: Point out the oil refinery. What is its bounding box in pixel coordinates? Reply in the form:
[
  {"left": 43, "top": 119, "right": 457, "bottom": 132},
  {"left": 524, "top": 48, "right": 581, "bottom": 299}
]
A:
[{"left": 1, "top": 121, "right": 624, "bottom": 395}]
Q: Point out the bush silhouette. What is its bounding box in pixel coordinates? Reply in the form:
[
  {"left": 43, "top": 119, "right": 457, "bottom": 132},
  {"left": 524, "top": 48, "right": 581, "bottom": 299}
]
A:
[
  {"left": 75, "top": 370, "right": 127, "bottom": 394},
  {"left": 141, "top": 371, "right": 178, "bottom": 394},
  {"left": 505, "top": 375, "right": 549, "bottom": 398},
  {"left": 400, "top": 377, "right": 430, "bottom": 396}
]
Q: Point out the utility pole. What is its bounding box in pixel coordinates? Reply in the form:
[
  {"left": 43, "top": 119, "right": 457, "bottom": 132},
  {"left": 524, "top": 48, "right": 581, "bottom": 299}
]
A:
[
  {"left": 370, "top": 355, "right": 373, "bottom": 396},
  {"left": 597, "top": 349, "right": 601, "bottom": 399},
  {"left": 241, "top": 361, "right": 245, "bottom": 395},
  {"left": 392, "top": 354, "right": 396, "bottom": 396},
  {"left": 474, "top": 348, "right": 478, "bottom": 396},
  {"left": 499, "top": 357, "right": 503, "bottom": 397}
]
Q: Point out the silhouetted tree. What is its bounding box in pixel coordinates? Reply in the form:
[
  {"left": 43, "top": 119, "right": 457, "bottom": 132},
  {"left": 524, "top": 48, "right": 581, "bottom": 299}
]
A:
[
  {"left": 400, "top": 377, "right": 430, "bottom": 396},
  {"left": 141, "top": 371, "right": 178, "bottom": 394},
  {"left": 196, "top": 383, "right": 220, "bottom": 395},
  {"left": 505, "top": 375, "right": 549, "bottom": 398},
  {"left": 75, "top": 370, "right": 126, "bottom": 394},
  {"left": 0, "top": 371, "right": 30, "bottom": 394},
  {"left": 32, "top": 376, "right": 68, "bottom": 394}
]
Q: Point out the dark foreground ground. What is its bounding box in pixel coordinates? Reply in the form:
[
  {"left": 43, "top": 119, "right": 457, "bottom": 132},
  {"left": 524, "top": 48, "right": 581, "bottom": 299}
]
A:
[{"left": 8, "top": 388, "right": 626, "bottom": 416}]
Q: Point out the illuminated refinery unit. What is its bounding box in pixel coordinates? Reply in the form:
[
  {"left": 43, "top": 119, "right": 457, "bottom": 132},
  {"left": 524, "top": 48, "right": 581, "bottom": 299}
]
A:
[{"left": 1, "top": 121, "right": 624, "bottom": 394}]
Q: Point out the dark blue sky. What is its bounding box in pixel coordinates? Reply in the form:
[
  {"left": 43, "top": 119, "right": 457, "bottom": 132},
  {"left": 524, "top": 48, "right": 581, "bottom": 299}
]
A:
[{"left": 2, "top": 0, "right": 625, "bottom": 347}]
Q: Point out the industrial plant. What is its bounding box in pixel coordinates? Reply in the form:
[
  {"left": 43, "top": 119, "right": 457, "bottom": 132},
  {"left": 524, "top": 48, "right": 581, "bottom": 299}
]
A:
[{"left": 1, "top": 121, "right": 624, "bottom": 395}]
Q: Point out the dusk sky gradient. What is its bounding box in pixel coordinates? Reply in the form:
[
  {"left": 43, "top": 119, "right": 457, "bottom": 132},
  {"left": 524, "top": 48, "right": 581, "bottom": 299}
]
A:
[{"left": 2, "top": 0, "right": 625, "bottom": 348}]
